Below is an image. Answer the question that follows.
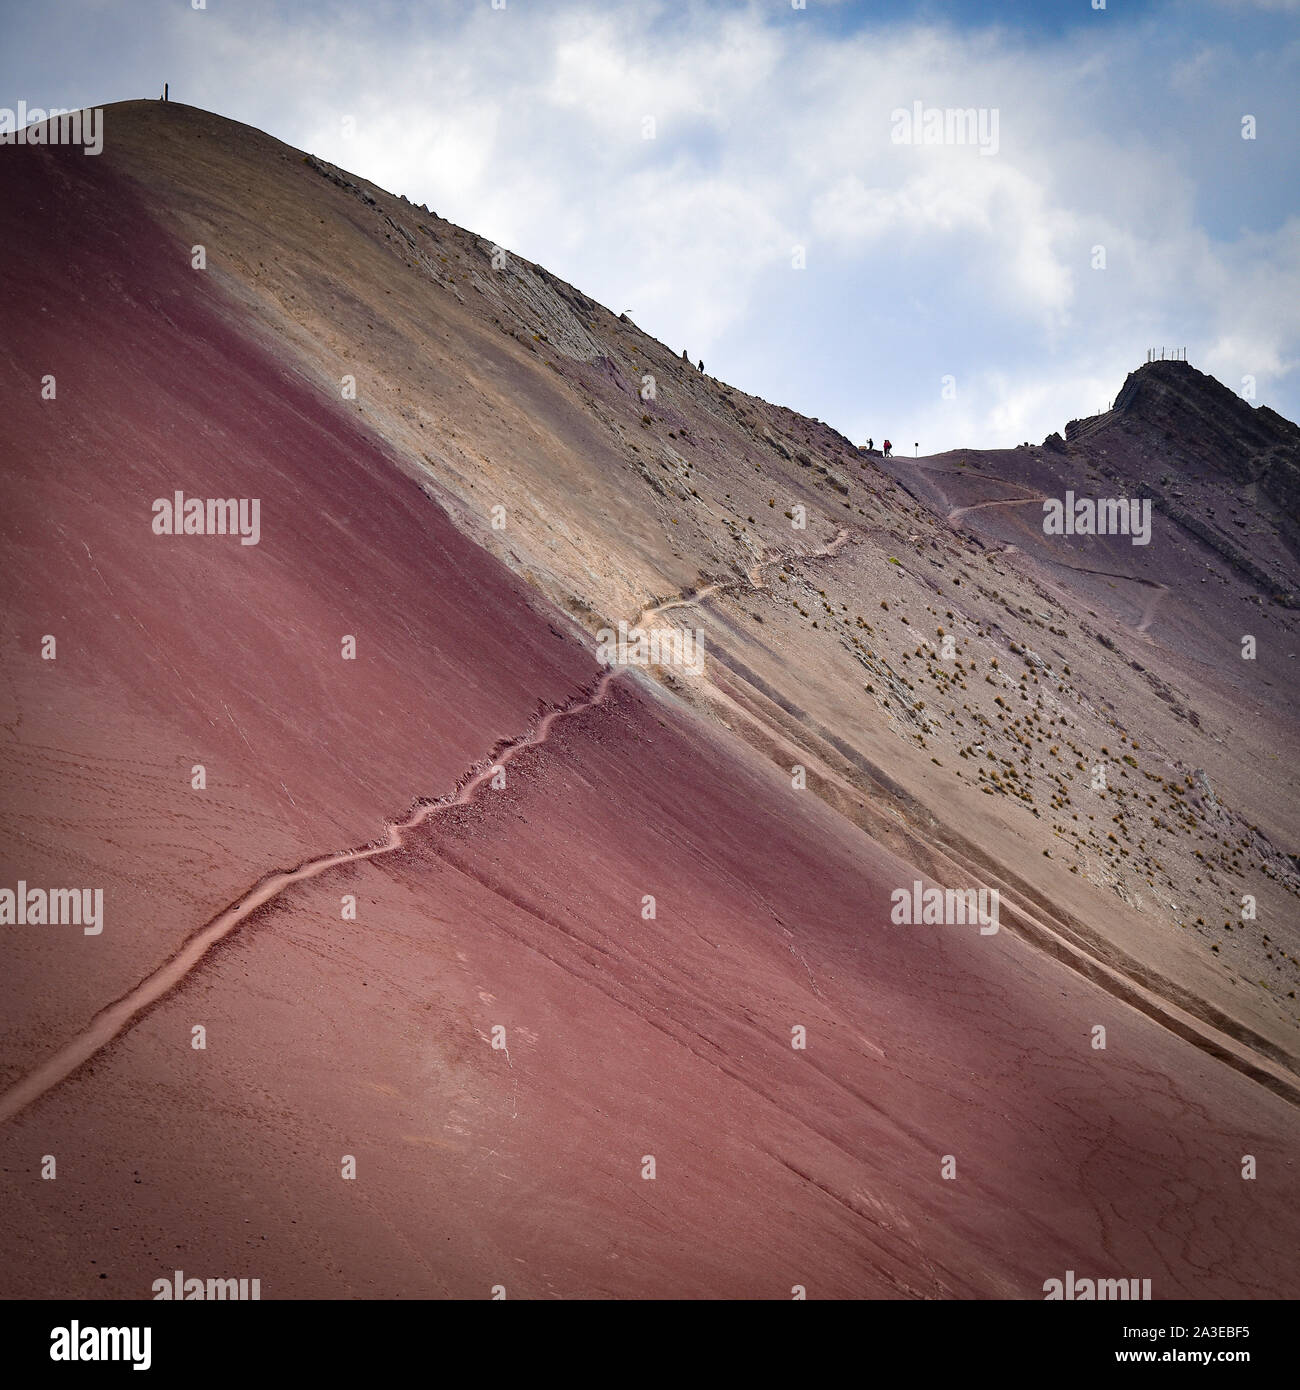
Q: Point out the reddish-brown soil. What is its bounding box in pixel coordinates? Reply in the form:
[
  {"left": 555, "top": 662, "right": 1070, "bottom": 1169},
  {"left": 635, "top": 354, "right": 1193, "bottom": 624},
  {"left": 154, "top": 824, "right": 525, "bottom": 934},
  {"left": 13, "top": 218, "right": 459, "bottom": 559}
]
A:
[{"left": 1, "top": 105, "right": 1297, "bottom": 1300}]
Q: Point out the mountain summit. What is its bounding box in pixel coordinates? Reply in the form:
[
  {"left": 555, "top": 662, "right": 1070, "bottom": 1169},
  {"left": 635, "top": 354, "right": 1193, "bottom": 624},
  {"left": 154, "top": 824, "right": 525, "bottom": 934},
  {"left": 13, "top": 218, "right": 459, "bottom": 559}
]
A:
[{"left": 1058, "top": 359, "right": 1300, "bottom": 601}]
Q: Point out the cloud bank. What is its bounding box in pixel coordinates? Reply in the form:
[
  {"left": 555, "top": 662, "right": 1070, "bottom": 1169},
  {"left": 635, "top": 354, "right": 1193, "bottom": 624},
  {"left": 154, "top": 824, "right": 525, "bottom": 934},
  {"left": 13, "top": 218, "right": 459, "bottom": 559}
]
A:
[{"left": 3, "top": 0, "right": 1296, "bottom": 451}]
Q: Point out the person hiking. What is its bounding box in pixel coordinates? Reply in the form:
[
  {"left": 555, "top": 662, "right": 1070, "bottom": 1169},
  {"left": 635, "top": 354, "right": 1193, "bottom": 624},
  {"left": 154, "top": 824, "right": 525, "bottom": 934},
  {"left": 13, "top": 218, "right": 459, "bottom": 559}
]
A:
[
  {"left": 866, "top": 438, "right": 873, "bottom": 451},
  {"left": 882, "top": 439, "right": 892, "bottom": 457}
]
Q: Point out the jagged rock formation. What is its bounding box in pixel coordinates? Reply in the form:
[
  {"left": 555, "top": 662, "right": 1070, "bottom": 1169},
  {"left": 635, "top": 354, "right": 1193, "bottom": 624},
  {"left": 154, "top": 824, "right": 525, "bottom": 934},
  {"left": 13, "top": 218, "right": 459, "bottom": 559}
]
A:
[{"left": 1065, "top": 359, "right": 1300, "bottom": 601}]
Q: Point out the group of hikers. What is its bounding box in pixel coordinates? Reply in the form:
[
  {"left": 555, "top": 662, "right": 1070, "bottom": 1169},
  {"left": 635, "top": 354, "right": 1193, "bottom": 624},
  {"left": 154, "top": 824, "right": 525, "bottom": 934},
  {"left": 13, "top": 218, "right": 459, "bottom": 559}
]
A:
[{"left": 670, "top": 353, "right": 895, "bottom": 455}]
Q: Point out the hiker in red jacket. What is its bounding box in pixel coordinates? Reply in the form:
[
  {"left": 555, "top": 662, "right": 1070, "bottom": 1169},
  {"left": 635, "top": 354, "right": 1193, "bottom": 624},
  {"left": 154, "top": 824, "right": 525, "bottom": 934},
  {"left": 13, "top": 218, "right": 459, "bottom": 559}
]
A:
[{"left": 882, "top": 439, "right": 892, "bottom": 457}]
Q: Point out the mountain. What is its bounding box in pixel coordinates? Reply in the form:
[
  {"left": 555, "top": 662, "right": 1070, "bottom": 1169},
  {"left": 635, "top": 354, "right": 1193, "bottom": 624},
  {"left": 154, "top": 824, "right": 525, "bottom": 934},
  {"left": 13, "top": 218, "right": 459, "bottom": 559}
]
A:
[{"left": 1, "top": 101, "right": 1297, "bottom": 1299}]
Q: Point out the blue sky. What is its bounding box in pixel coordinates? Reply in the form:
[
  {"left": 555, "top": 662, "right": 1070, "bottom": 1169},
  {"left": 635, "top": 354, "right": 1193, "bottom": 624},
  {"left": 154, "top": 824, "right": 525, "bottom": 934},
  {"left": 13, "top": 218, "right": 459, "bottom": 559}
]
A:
[{"left": 3, "top": 0, "right": 1297, "bottom": 451}]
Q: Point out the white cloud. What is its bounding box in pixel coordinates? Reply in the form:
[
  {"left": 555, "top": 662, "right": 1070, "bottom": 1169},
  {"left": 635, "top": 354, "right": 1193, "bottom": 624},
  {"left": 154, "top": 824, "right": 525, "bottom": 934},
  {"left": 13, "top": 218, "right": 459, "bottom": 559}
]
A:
[{"left": 23, "top": 0, "right": 1294, "bottom": 450}]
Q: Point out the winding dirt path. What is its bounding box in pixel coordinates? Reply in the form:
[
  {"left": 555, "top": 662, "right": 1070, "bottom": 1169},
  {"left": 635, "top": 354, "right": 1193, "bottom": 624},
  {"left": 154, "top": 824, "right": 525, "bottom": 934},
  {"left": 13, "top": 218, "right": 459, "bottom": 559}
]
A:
[
  {"left": 1049, "top": 561, "right": 1170, "bottom": 634},
  {"left": 3, "top": 524, "right": 860, "bottom": 1128},
  {"left": 635, "top": 527, "right": 856, "bottom": 627},
  {"left": 940, "top": 490, "right": 1170, "bottom": 638},
  {"left": 946, "top": 493, "right": 1044, "bottom": 523},
  {"left": 0, "top": 671, "right": 620, "bottom": 1126}
]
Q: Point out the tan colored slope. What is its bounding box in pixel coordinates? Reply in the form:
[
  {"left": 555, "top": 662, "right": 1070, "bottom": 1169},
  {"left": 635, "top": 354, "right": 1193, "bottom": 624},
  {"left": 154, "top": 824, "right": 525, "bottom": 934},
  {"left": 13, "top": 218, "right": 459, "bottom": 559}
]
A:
[
  {"left": 99, "top": 101, "right": 871, "bottom": 629},
  {"left": 97, "top": 100, "right": 1300, "bottom": 1083}
]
